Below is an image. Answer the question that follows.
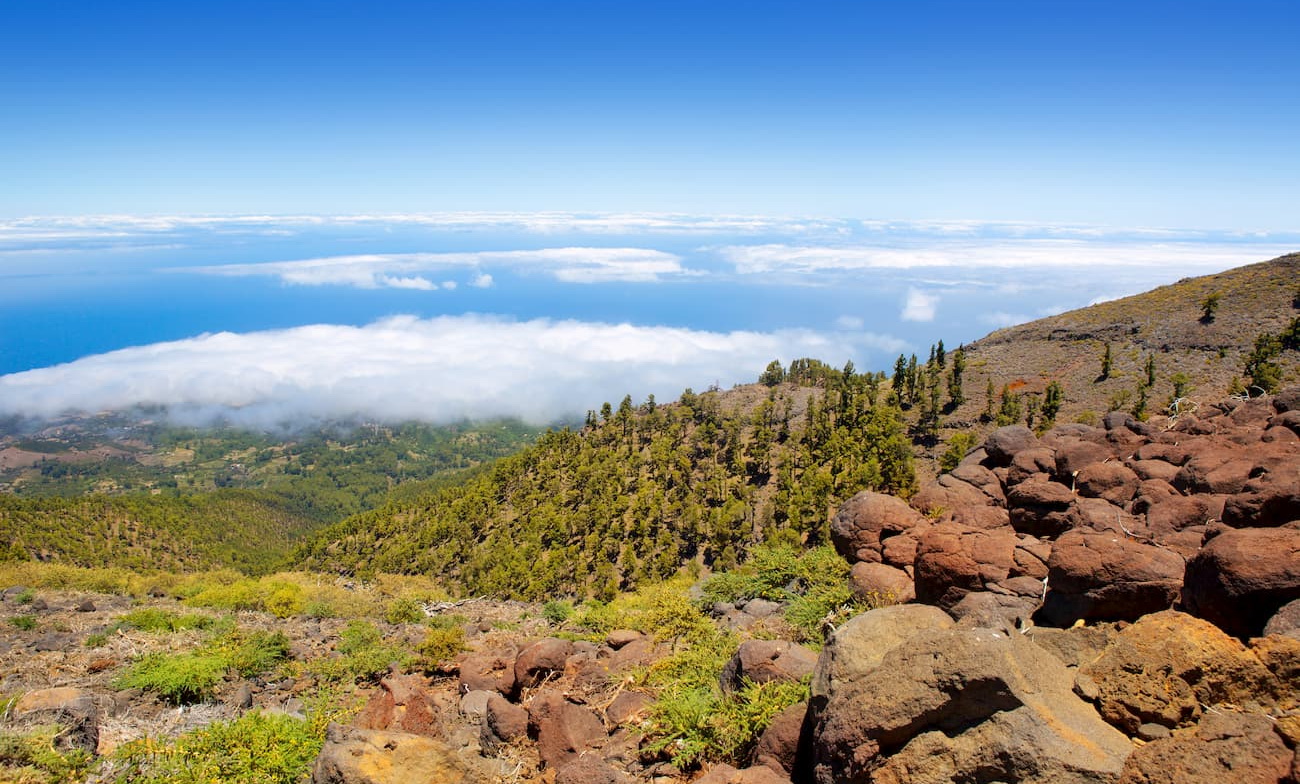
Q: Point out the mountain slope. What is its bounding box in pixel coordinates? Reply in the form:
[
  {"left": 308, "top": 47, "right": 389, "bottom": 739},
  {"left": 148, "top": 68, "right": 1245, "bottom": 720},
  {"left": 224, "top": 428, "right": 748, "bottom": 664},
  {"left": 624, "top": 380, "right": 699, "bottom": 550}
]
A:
[
  {"left": 950, "top": 252, "right": 1300, "bottom": 427},
  {"left": 0, "top": 490, "right": 319, "bottom": 574},
  {"left": 296, "top": 370, "right": 918, "bottom": 600}
]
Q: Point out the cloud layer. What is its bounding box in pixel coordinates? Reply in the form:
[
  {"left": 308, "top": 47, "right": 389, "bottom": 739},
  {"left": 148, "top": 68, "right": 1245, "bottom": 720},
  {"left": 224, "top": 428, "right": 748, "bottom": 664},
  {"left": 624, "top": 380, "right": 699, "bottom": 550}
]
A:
[
  {"left": 187, "top": 248, "right": 690, "bottom": 288},
  {"left": 0, "top": 316, "right": 891, "bottom": 426},
  {"left": 717, "top": 240, "right": 1296, "bottom": 274}
]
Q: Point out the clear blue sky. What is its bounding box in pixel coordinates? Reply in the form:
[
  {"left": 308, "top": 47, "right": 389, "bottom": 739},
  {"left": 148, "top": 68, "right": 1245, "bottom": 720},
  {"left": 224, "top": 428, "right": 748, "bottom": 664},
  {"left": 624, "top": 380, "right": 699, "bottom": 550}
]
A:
[{"left": 3, "top": 1, "right": 1298, "bottom": 229}]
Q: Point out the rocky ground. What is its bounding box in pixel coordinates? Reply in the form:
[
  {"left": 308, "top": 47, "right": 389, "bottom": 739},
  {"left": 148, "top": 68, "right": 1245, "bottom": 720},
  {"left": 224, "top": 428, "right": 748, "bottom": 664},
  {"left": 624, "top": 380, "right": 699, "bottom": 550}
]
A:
[{"left": 3, "top": 386, "right": 1300, "bottom": 783}]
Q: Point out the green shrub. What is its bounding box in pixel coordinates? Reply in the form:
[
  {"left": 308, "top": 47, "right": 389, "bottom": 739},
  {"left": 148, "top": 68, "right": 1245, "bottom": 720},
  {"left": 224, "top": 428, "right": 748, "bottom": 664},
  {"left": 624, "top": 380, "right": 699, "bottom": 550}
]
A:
[
  {"left": 541, "top": 600, "right": 573, "bottom": 624},
  {"left": 220, "top": 630, "right": 291, "bottom": 678},
  {"left": 116, "top": 652, "right": 228, "bottom": 704},
  {"left": 14, "top": 589, "right": 35, "bottom": 605},
  {"left": 639, "top": 619, "right": 809, "bottom": 768},
  {"left": 383, "top": 597, "right": 425, "bottom": 624},
  {"left": 263, "top": 584, "right": 304, "bottom": 619},
  {"left": 120, "top": 608, "right": 214, "bottom": 633},
  {"left": 939, "top": 432, "right": 981, "bottom": 472},
  {"left": 310, "top": 621, "right": 411, "bottom": 683},
  {"left": 0, "top": 724, "right": 94, "bottom": 783},
  {"left": 417, "top": 625, "right": 468, "bottom": 670},
  {"left": 8, "top": 615, "right": 38, "bottom": 631},
  {"left": 115, "top": 710, "right": 320, "bottom": 784}
]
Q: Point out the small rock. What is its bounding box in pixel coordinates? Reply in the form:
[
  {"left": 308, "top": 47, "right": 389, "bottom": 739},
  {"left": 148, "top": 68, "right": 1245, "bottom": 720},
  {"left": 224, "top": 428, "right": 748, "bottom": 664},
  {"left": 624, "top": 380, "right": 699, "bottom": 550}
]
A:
[
  {"left": 74, "top": 598, "right": 96, "bottom": 612},
  {"left": 605, "top": 629, "right": 643, "bottom": 649}
]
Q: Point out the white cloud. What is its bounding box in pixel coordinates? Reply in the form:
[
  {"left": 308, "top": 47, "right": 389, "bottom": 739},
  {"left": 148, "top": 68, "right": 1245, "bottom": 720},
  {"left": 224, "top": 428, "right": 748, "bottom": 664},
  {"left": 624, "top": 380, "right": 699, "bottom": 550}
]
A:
[
  {"left": 377, "top": 275, "right": 437, "bottom": 291},
  {"left": 0, "top": 316, "right": 903, "bottom": 426},
  {"left": 186, "top": 247, "right": 691, "bottom": 288},
  {"left": 470, "top": 273, "right": 494, "bottom": 288},
  {"left": 717, "top": 240, "right": 1297, "bottom": 274},
  {"left": 835, "top": 315, "right": 864, "bottom": 330},
  {"left": 901, "top": 289, "right": 938, "bottom": 322}
]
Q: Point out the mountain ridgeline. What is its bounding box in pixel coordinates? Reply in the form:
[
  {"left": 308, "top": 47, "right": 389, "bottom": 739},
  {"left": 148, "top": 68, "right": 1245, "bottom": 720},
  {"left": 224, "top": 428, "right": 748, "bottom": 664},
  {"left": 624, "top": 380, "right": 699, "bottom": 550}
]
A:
[{"left": 296, "top": 362, "right": 920, "bottom": 600}]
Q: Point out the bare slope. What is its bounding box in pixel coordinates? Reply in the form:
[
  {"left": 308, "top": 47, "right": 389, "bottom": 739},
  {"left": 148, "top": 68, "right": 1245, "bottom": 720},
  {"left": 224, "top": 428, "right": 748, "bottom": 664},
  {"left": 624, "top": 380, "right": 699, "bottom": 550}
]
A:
[{"left": 953, "top": 252, "right": 1300, "bottom": 425}]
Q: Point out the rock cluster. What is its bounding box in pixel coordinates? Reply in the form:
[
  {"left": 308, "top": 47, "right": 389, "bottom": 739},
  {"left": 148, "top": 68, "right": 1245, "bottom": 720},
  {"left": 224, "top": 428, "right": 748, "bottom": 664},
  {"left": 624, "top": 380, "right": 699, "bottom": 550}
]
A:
[{"left": 806, "top": 388, "right": 1300, "bottom": 783}]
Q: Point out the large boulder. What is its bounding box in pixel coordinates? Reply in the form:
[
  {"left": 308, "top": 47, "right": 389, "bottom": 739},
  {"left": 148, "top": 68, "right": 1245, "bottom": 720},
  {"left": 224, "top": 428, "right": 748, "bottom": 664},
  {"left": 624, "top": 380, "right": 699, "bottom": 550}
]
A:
[
  {"left": 1183, "top": 527, "right": 1300, "bottom": 637},
  {"left": 750, "top": 702, "right": 808, "bottom": 776},
  {"left": 480, "top": 693, "right": 528, "bottom": 752},
  {"left": 913, "top": 524, "right": 1018, "bottom": 609},
  {"left": 808, "top": 625, "right": 1131, "bottom": 784},
  {"left": 12, "top": 687, "right": 98, "bottom": 752},
  {"left": 849, "top": 562, "right": 914, "bottom": 604},
  {"left": 831, "top": 491, "right": 928, "bottom": 564},
  {"left": 514, "top": 638, "right": 574, "bottom": 693},
  {"left": 528, "top": 691, "right": 608, "bottom": 769},
  {"left": 1006, "top": 477, "right": 1076, "bottom": 537},
  {"left": 312, "top": 725, "right": 499, "bottom": 784},
  {"left": 1037, "top": 531, "right": 1184, "bottom": 626},
  {"left": 720, "top": 640, "right": 818, "bottom": 693},
  {"left": 1076, "top": 462, "right": 1141, "bottom": 505},
  {"left": 1117, "top": 710, "right": 1292, "bottom": 784},
  {"left": 1079, "top": 611, "right": 1280, "bottom": 735},
  {"left": 355, "top": 672, "right": 443, "bottom": 738},
  {"left": 983, "top": 425, "right": 1039, "bottom": 466},
  {"left": 812, "top": 604, "right": 955, "bottom": 700},
  {"left": 459, "top": 649, "right": 518, "bottom": 696}
]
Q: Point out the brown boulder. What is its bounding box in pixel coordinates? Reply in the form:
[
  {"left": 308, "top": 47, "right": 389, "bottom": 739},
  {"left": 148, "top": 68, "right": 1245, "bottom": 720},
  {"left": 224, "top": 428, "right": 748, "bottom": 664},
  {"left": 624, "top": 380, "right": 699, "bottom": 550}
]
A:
[
  {"left": 1128, "top": 459, "right": 1181, "bottom": 482},
  {"left": 830, "top": 491, "right": 928, "bottom": 564},
  {"left": 720, "top": 640, "right": 818, "bottom": 693},
  {"left": 313, "top": 725, "right": 498, "bottom": 784},
  {"left": 812, "top": 604, "right": 955, "bottom": 700},
  {"left": 1037, "top": 530, "right": 1184, "bottom": 626},
  {"left": 808, "top": 626, "right": 1131, "bottom": 784},
  {"left": 1006, "top": 478, "right": 1075, "bottom": 537},
  {"left": 849, "top": 562, "right": 914, "bottom": 604},
  {"left": 1076, "top": 462, "right": 1140, "bottom": 505},
  {"left": 514, "top": 638, "right": 574, "bottom": 693},
  {"left": 983, "top": 425, "right": 1039, "bottom": 466},
  {"left": 1183, "top": 527, "right": 1300, "bottom": 637},
  {"left": 554, "top": 755, "right": 633, "bottom": 784},
  {"left": 1006, "top": 448, "right": 1057, "bottom": 486},
  {"left": 1054, "top": 439, "right": 1115, "bottom": 480},
  {"left": 913, "top": 524, "right": 1018, "bottom": 609},
  {"left": 1079, "top": 610, "right": 1280, "bottom": 734},
  {"left": 529, "top": 692, "right": 607, "bottom": 769},
  {"left": 1221, "top": 477, "right": 1300, "bottom": 528},
  {"left": 480, "top": 692, "right": 528, "bottom": 752},
  {"left": 12, "top": 687, "right": 98, "bottom": 752},
  {"left": 946, "top": 463, "right": 1006, "bottom": 505},
  {"left": 1172, "top": 452, "right": 1254, "bottom": 495},
  {"left": 1118, "top": 710, "right": 1291, "bottom": 784},
  {"left": 750, "top": 702, "right": 808, "bottom": 776},
  {"left": 459, "top": 649, "right": 518, "bottom": 696}
]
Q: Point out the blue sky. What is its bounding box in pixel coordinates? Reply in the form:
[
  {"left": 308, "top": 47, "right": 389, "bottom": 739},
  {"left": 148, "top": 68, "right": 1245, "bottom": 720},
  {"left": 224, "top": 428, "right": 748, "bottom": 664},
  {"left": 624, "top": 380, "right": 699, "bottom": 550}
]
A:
[
  {"left": 1, "top": 3, "right": 1297, "bottom": 425},
  {"left": 3, "top": 1, "right": 1298, "bottom": 226}
]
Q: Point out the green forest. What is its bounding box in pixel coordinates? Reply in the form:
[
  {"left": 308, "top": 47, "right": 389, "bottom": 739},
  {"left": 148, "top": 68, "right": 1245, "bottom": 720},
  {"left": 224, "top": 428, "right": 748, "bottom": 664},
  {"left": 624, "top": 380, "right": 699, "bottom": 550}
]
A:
[{"left": 296, "top": 355, "right": 943, "bottom": 600}]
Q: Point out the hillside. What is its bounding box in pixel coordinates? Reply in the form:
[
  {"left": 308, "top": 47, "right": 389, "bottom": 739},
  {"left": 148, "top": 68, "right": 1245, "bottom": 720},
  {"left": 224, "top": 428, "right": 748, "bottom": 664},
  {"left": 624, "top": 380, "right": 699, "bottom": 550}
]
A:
[
  {"left": 296, "top": 365, "right": 918, "bottom": 599},
  {"left": 952, "top": 251, "right": 1300, "bottom": 427},
  {"left": 0, "top": 418, "right": 546, "bottom": 574},
  {"left": 0, "top": 490, "right": 318, "bottom": 574}
]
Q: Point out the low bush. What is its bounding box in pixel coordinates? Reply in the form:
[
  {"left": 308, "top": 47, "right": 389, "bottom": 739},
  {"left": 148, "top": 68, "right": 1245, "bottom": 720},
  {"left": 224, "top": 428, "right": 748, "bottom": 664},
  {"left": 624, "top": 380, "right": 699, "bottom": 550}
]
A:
[
  {"left": 119, "top": 608, "right": 213, "bottom": 633},
  {"left": 115, "top": 652, "right": 228, "bottom": 704},
  {"left": 115, "top": 710, "right": 319, "bottom": 784},
  {"left": 0, "top": 724, "right": 94, "bottom": 783},
  {"left": 7, "top": 615, "right": 38, "bottom": 631},
  {"left": 309, "top": 621, "right": 412, "bottom": 684},
  {"left": 417, "top": 625, "right": 468, "bottom": 670}
]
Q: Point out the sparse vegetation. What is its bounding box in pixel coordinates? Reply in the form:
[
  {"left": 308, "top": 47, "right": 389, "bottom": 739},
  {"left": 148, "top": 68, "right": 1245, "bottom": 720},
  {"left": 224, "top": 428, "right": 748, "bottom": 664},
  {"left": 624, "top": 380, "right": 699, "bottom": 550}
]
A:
[{"left": 1200, "top": 292, "right": 1222, "bottom": 323}]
